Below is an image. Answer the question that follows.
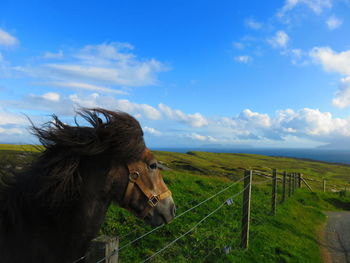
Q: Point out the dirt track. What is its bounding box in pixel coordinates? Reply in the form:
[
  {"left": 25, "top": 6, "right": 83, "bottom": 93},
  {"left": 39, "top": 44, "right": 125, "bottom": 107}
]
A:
[{"left": 321, "top": 212, "right": 350, "bottom": 263}]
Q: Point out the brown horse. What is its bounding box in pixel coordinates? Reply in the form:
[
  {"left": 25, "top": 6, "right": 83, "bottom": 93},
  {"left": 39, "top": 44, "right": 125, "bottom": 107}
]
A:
[{"left": 0, "top": 108, "right": 175, "bottom": 263}]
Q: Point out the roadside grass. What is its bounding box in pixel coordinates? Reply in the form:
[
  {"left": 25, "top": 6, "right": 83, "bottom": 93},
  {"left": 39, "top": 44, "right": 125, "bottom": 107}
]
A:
[{"left": 1, "top": 147, "right": 350, "bottom": 262}]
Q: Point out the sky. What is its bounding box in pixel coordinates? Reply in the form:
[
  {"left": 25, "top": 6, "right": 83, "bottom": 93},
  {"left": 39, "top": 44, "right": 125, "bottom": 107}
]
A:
[{"left": 1, "top": 0, "right": 350, "bottom": 148}]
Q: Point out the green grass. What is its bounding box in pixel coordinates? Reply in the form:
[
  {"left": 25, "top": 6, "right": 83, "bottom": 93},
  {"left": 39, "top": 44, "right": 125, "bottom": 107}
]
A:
[
  {"left": 154, "top": 151, "right": 350, "bottom": 191},
  {"left": 1, "top": 147, "right": 350, "bottom": 262},
  {"left": 0, "top": 144, "right": 43, "bottom": 152},
  {"left": 99, "top": 151, "right": 350, "bottom": 262}
]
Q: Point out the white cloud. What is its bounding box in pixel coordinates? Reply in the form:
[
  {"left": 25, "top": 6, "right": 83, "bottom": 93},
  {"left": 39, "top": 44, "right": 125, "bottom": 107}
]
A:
[
  {"left": 47, "top": 82, "right": 127, "bottom": 95},
  {"left": 310, "top": 47, "right": 350, "bottom": 75},
  {"left": 0, "top": 127, "right": 23, "bottom": 135},
  {"left": 158, "top": 103, "right": 209, "bottom": 128},
  {"left": 186, "top": 133, "right": 218, "bottom": 142},
  {"left": 0, "top": 52, "right": 11, "bottom": 77},
  {"left": 0, "top": 109, "right": 28, "bottom": 143},
  {"left": 281, "top": 48, "right": 308, "bottom": 65},
  {"left": 278, "top": 0, "right": 332, "bottom": 16},
  {"left": 234, "top": 55, "right": 252, "bottom": 63},
  {"left": 143, "top": 126, "right": 162, "bottom": 136},
  {"left": 275, "top": 108, "right": 350, "bottom": 137},
  {"left": 233, "top": 42, "right": 245, "bottom": 50},
  {"left": 116, "top": 99, "right": 162, "bottom": 120},
  {"left": 12, "top": 42, "right": 168, "bottom": 95},
  {"left": 67, "top": 93, "right": 162, "bottom": 120},
  {"left": 216, "top": 107, "right": 350, "bottom": 143},
  {"left": 2, "top": 99, "right": 350, "bottom": 146},
  {"left": 332, "top": 77, "right": 350, "bottom": 108},
  {"left": 44, "top": 58, "right": 165, "bottom": 87},
  {"left": 0, "top": 28, "right": 18, "bottom": 47},
  {"left": 42, "top": 92, "right": 60, "bottom": 102},
  {"left": 217, "top": 109, "right": 276, "bottom": 140},
  {"left": 1, "top": 92, "right": 162, "bottom": 120},
  {"left": 0, "top": 110, "right": 26, "bottom": 125},
  {"left": 268, "top": 31, "right": 289, "bottom": 48},
  {"left": 245, "top": 18, "right": 262, "bottom": 30},
  {"left": 326, "top": 16, "right": 342, "bottom": 30},
  {"left": 310, "top": 46, "right": 350, "bottom": 108},
  {"left": 238, "top": 109, "right": 271, "bottom": 128},
  {"left": 43, "top": 50, "right": 64, "bottom": 59}
]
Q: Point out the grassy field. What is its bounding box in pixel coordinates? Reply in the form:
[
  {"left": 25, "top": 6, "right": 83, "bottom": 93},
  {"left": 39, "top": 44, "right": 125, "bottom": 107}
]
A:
[
  {"left": 1, "top": 145, "right": 350, "bottom": 262},
  {"left": 0, "top": 144, "right": 43, "bottom": 152}
]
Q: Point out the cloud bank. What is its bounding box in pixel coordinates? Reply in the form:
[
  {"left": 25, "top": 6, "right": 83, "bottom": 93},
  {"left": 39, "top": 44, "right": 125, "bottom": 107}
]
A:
[{"left": 310, "top": 46, "right": 350, "bottom": 108}]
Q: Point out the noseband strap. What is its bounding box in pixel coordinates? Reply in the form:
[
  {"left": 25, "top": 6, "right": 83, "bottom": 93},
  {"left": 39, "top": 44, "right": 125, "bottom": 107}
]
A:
[{"left": 122, "top": 166, "right": 172, "bottom": 218}]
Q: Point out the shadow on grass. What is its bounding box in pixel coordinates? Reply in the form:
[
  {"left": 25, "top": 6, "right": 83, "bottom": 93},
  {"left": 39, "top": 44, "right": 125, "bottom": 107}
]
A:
[{"left": 325, "top": 198, "right": 350, "bottom": 210}]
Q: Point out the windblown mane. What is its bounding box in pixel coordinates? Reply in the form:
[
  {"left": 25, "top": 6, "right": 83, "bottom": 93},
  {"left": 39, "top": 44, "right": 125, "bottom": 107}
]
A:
[{"left": 0, "top": 108, "right": 145, "bottom": 223}]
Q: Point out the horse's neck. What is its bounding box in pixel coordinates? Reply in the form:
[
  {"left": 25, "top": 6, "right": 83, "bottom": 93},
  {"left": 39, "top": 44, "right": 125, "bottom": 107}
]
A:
[
  {"left": 5, "top": 180, "right": 112, "bottom": 263},
  {"left": 53, "top": 190, "right": 112, "bottom": 261}
]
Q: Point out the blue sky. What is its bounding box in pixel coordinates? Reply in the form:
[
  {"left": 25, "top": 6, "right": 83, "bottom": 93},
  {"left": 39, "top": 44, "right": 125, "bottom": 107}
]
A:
[{"left": 1, "top": 0, "right": 350, "bottom": 148}]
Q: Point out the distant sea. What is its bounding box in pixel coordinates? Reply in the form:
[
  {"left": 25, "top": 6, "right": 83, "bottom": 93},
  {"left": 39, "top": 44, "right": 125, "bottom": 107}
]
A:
[{"left": 152, "top": 148, "right": 350, "bottom": 165}]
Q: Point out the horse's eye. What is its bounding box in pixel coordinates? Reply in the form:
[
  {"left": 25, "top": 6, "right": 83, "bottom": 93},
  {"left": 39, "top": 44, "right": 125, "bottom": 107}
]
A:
[{"left": 149, "top": 163, "right": 157, "bottom": 170}]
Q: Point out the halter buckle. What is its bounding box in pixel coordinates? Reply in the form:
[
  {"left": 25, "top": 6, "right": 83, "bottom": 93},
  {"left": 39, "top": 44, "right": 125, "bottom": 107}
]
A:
[
  {"left": 148, "top": 195, "right": 160, "bottom": 207},
  {"left": 129, "top": 172, "right": 140, "bottom": 182}
]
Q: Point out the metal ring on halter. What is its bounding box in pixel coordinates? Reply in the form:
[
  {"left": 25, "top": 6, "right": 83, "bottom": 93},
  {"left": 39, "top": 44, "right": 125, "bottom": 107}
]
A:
[
  {"left": 129, "top": 171, "right": 139, "bottom": 182},
  {"left": 122, "top": 164, "right": 172, "bottom": 218}
]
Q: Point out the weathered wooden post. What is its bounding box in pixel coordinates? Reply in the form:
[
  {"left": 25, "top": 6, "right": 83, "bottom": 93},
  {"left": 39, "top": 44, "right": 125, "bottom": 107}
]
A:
[
  {"left": 271, "top": 169, "right": 277, "bottom": 215},
  {"left": 294, "top": 173, "right": 297, "bottom": 190},
  {"left": 323, "top": 179, "right": 326, "bottom": 192},
  {"left": 291, "top": 173, "right": 295, "bottom": 194},
  {"left": 301, "top": 177, "right": 313, "bottom": 192},
  {"left": 298, "top": 173, "right": 302, "bottom": 188},
  {"left": 282, "top": 171, "right": 286, "bottom": 203},
  {"left": 288, "top": 173, "right": 292, "bottom": 197},
  {"left": 86, "top": 235, "right": 119, "bottom": 263},
  {"left": 241, "top": 170, "right": 252, "bottom": 249}
]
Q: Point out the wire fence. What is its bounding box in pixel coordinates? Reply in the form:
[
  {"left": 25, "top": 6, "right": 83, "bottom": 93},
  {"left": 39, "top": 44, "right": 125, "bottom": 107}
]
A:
[{"left": 87, "top": 169, "right": 310, "bottom": 263}]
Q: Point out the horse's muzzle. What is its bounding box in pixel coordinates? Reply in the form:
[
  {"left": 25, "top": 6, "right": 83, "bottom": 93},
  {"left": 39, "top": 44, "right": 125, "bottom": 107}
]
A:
[{"left": 145, "top": 196, "right": 176, "bottom": 227}]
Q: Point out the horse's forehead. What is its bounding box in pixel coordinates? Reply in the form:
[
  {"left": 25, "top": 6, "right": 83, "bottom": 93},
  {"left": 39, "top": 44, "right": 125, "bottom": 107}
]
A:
[{"left": 141, "top": 148, "right": 154, "bottom": 162}]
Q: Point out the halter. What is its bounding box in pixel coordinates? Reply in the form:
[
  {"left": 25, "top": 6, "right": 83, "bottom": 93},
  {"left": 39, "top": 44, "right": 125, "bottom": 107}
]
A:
[{"left": 122, "top": 163, "right": 172, "bottom": 218}]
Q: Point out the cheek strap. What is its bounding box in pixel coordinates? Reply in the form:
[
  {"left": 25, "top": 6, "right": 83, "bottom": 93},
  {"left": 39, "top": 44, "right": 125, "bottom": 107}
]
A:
[{"left": 122, "top": 169, "right": 172, "bottom": 218}]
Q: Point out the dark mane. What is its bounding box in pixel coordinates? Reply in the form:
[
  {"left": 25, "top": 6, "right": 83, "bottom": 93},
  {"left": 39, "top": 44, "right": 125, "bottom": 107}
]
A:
[{"left": 0, "top": 108, "right": 145, "bottom": 219}]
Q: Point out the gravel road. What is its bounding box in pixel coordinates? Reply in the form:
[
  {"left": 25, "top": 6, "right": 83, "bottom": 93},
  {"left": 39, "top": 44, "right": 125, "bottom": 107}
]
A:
[{"left": 321, "top": 212, "right": 350, "bottom": 263}]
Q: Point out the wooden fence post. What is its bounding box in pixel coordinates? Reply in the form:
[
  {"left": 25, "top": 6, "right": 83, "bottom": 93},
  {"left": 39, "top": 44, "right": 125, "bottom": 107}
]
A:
[
  {"left": 298, "top": 173, "right": 302, "bottom": 188},
  {"left": 282, "top": 171, "right": 286, "bottom": 203},
  {"left": 323, "top": 179, "right": 326, "bottom": 192},
  {"left": 301, "top": 177, "right": 313, "bottom": 192},
  {"left": 271, "top": 169, "right": 277, "bottom": 215},
  {"left": 86, "top": 235, "right": 119, "bottom": 263},
  {"left": 294, "top": 173, "right": 297, "bottom": 191},
  {"left": 291, "top": 173, "right": 295, "bottom": 194},
  {"left": 241, "top": 170, "right": 252, "bottom": 249},
  {"left": 288, "top": 173, "right": 292, "bottom": 197}
]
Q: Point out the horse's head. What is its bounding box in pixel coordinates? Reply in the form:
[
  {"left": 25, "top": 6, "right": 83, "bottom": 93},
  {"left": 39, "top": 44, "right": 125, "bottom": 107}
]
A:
[
  {"left": 116, "top": 148, "right": 175, "bottom": 227},
  {"left": 31, "top": 108, "right": 175, "bottom": 228}
]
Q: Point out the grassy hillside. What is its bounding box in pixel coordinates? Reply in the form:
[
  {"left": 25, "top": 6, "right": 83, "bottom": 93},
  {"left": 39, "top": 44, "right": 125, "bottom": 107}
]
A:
[
  {"left": 99, "top": 151, "right": 350, "bottom": 263},
  {"left": 0, "top": 144, "right": 43, "bottom": 152},
  {"left": 1, "top": 146, "right": 350, "bottom": 262},
  {"left": 154, "top": 151, "right": 350, "bottom": 190}
]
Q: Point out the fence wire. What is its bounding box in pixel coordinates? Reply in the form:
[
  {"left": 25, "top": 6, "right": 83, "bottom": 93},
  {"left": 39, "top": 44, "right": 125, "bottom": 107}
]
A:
[
  {"left": 94, "top": 174, "right": 249, "bottom": 263},
  {"left": 90, "top": 169, "right": 304, "bottom": 263},
  {"left": 117, "top": 173, "right": 249, "bottom": 252},
  {"left": 138, "top": 184, "right": 250, "bottom": 263}
]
